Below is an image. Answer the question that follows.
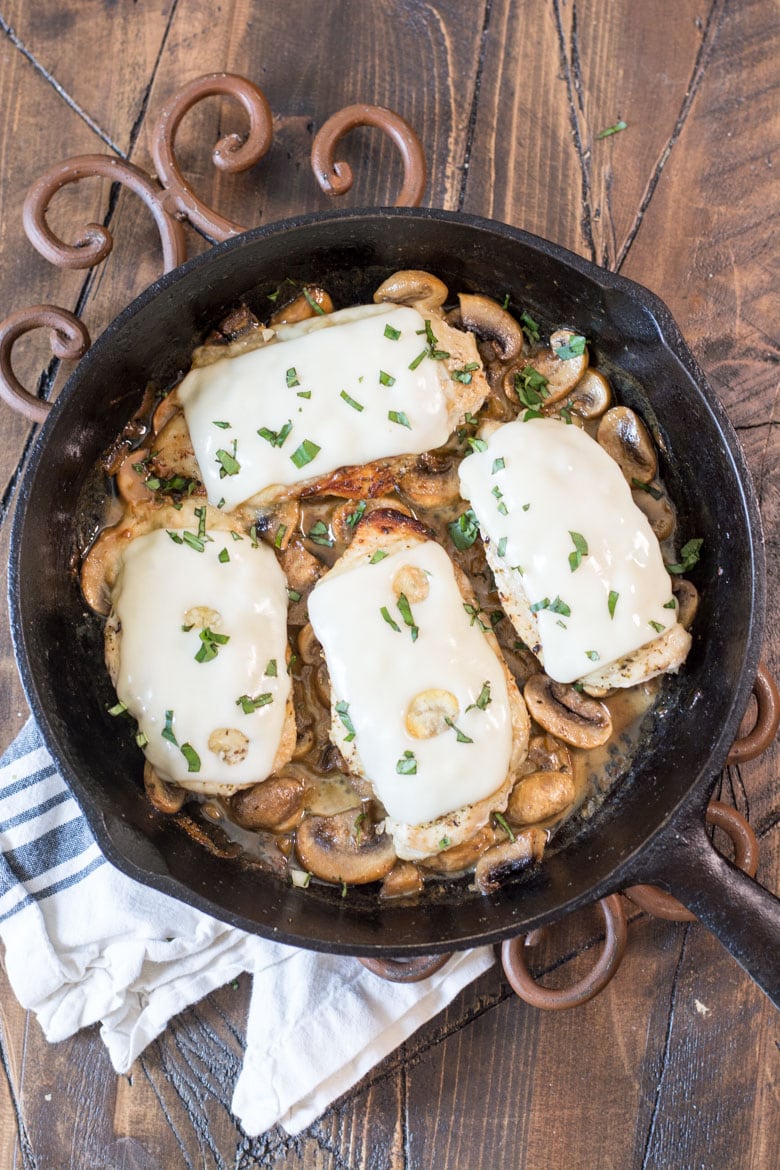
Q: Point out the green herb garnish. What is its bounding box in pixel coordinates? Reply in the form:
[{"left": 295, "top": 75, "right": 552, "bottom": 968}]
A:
[
  {"left": 369, "top": 549, "right": 388, "bottom": 563},
  {"left": 396, "top": 750, "right": 417, "bottom": 775},
  {"left": 213, "top": 420, "right": 231, "bottom": 429},
  {"left": 396, "top": 592, "right": 419, "bottom": 642},
  {"left": 492, "top": 457, "right": 505, "bottom": 474},
  {"left": 107, "top": 700, "right": 128, "bottom": 717},
  {"left": 218, "top": 547, "right": 230, "bottom": 563},
  {"left": 236, "top": 692, "right": 273, "bottom": 713},
  {"left": 290, "top": 439, "right": 321, "bottom": 468},
  {"left": 569, "top": 531, "right": 589, "bottom": 572},
  {"left": 666, "top": 538, "right": 703, "bottom": 575},
  {"left": 466, "top": 681, "right": 492, "bottom": 712},
  {"left": 161, "top": 710, "right": 178, "bottom": 744},
  {"left": 608, "top": 590, "right": 619, "bottom": 618},
  {"left": 388, "top": 410, "right": 411, "bottom": 428},
  {"left": 379, "top": 370, "right": 395, "bottom": 387},
  {"left": 335, "top": 700, "right": 357, "bottom": 742},
  {"left": 448, "top": 508, "right": 480, "bottom": 550},
  {"left": 265, "top": 659, "right": 278, "bottom": 677},
  {"left": 520, "top": 311, "right": 540, "bottom": 344},
  {"left": 340, "top": 389, "right": 364, "bottom": 412},
  {"left": 346, "top": 500, "right": 367, "bottom": 528},
  {"left": 497, "top": 536, "right": 508, "bottom": 558},
  {"left": 597, "top": 119, "right": 628, "bottom": 139},
  {"left": 302, "top": 287, "right": 326, "bottom": 315},
  {"left": 286, "top": 367, "right": 300, "bottom": 388},
  {"left": 215, "top": 440, "right": 240, "bottom": 478},
  {"left": 631, "top": 478, "right": 664, "bottom": 500},
  {"left": 258, "top": 420, "right": 293, "bottom": 448},
  {"left": 585, "top": 650, "right": 600, "bottom": 662},
  {"left": 649, "top": 620, "right": 666, "bottom": 634},
  {"left": 384, "top": 323, "right": 401, "bottom": 340},
  {"left": 444, "top": 717, "right": 473, "bottom": 744},
  {"left": 554, "top": 335, "right": 587, "bottom": 360},
  {"left": 493, "top": 811, "right": 515, "bottom": 842},
  {"left": 380, "top": 606, "right": 401, "bottom": 633},
  {"left": 308, "top": 520, "right": 334, "bottom": 547},
  {"left": 180, "top": 743, "right": 201, "bottom": 773},
  {"left": 194, "top": 627, "right": 230, "bottom": 664}
]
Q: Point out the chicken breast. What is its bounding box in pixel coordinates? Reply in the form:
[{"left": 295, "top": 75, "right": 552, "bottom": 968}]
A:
[{"left": 307, "top": 509, "right": 531, "bottom": 861}]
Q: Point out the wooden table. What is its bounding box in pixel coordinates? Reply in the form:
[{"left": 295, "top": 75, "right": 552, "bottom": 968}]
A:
[{"left": 1, "top": 2, "right": 777, "bottom": 1166}]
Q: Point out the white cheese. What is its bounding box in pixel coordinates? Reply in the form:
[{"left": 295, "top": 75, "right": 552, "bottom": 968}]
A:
[
  {"left": 178, "top": 304, "right": 454, "bottom": 509},
  {"left": 458, "top": 418, "right": 675, "bottom": 683},
  {"left": 307, "top": 541, "right": 513, "bottom": 825},
  {"left": 112, "top": 528, "right": 291, "bottom": 788}
]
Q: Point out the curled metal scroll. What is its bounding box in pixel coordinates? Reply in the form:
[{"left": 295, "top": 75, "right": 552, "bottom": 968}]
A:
[
  {"left": 151, "top": 72, "right": 274, "bottom": 241},
  {"left": 501, "top": 894, "right": 629, "bottom": 1010},
  {"left": 726, "top": 663, "right": 779, "bottom": 764},
  {"left": 623, "top": 801, "right": 760, "bottom": 922},
  {"left": 0, "top": 305, "right": 90, "bottom": 423},
  {"left": 359, "top": 954, "right": 452, "bottom": 983},
  {"left": 311, "top": 103, "right": 426, "bottom": 207},
  {"left": 22, "top": 155, "right": 187, "bottom": 274}
]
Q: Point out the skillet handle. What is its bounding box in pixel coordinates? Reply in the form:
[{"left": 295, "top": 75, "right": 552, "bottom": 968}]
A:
[{"left": 646, "top": 812, "right": 780, "bottom": 1009}]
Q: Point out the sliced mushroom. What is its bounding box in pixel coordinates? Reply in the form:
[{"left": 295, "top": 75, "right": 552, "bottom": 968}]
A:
[
  {"left": 297, "top": 622, "right": 323, "bottom": 665},
  {"left": 208, "top": 728, "right": 250, "bottom": 765},
  {"left": 392, "top": 563, "right": 430, "bottom": 604},
  {"left": 398, "top": 452, "right": 461, "bottom": 509},
  {"left": 672, "top": 577, "right": 699, "bottom": 630},
  {"left": 230, "top": 773, "right": 306, "bottom": 833},
  {"left": 631, "top": 484, "right": 675, "bottom": 540},
  {"left": 253, "top": 500, "right": 301, "bottom": 551},
  {"left": 406, "top": 689, "right": 460, "bottom": 738},
  {"left": 380, "top": 861, "right": 424, "bottom": 900},
  {"left": 507, "top": 770, "right": 576, "bottom": 826},
  {"left": 269, "top": 287, "right": 334, "bottom": 325},
  {"left": 330, "top": 496, "right": 411, "bottom": 544},
  {"left": 116, "top": 449, "right": 153, "bottom": 505},
  {"left": 524, "top": 674, "right": 612, "bottom": 748},
  {"left": 144, "top": 760, "right": 186, "bottom": 814},
  {"left": 183, "top": 605, "right": 222, "bottom": 631},
  {"left": 458, "top": 293, "right": 525, "bottom": 362},
  {"left": 418, "top": 824, "right": 499, "bottom": 874},
  {"left": 280, "top": 540, "right": 325, "bottom": 598},
  {"left": 474, "top": 827, "right": 546, "bottom": 894},
  {"left": 597, "top": 406, "right": 658, "bottom": 484},
  {"left": 295, "top": 809, "right": 397, "bottom": 884},
  {"left": 551, "top": 368, "right": 612, "bottom": 420},
  {"left": 518, "top": 328, "right": 589, "bottom": 406},
  {"left": 524, "top": 732, "right": 572, "bottom": 775},
  {"left": 373, "top": 269, "right": 449, "bottom": 312}
]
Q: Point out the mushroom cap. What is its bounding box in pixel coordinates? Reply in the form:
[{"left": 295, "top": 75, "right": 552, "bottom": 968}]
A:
[
  {"left": 513, "top": 328, "right": 589, "bottom": 406},
  {"left": 372, "top": 269, "right": 449, "bottom": 312},
  {"left": 523, "top": 674, "right": 613, "bottom": 748},
  {"left": 231, "top": 773, "right": 306, "bottom": 833},
  {"left": 458, "top": 293, "right": 525, "bottom": 362},
  {"left": 631, "top": 484, "right": 675, "bottom": 541},
  {"left": 597, "top": 406, "right": 658, "bottom": 484},
  {"left": 552, "top": 368, "right": 612, "bottom": 420},
  {"left": 474, "top": 828, "right": 547, "bottom": 894},
  {"left": 506, "top": 770, "right": 576, "bottom": 826},
  {"left": 295, "top": 809, "right": 397, "bottom": 885},
  {"left": 671, "top": 577, "right": 699, "bottom": 630}
]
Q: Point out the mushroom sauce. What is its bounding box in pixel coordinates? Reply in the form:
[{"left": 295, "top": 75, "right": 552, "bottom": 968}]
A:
[{"left": 80, "top": 274, "right": 698, "bottom": 901}]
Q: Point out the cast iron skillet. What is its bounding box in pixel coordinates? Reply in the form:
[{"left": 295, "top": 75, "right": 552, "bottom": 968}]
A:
[{"left": 9, "top": 208, "right": 780, "bottom": 1005}]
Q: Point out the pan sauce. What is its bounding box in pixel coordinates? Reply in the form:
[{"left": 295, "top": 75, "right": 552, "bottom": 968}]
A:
[{"left": 82, "top": 275, "right": 696, "bottom": 899}]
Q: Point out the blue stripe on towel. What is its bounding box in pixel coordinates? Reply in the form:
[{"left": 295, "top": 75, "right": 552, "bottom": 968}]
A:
[
  {"left": 0, "top": 790, "right": 72, "bottom": 833},
  {"left": 1, "top": 816, "right": 97, "bottom": 888},
  {"left": 0, "top": 853, "right": 105, "bottom": 925}
]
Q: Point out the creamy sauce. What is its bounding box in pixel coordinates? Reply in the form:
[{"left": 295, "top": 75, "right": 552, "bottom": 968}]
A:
[
  {"left": 112, "top": 529, "right": 291, "bottom": 787},
  {"left": 458, "top": 418, "right": 675, "bottom": 683},
  {"left": 178, "top": 304, "right": 453, "bottom": 509},
  {"left": 307, "top": 541, "right": 513, "bottom": 825}
]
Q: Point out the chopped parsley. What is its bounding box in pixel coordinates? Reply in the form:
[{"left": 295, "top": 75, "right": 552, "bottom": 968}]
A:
[
  {"left": 396, "top": 592, "right": 419, "bottom": 642},
  {"left": 666, "top": 538, "right": 703, "bottom": 575},
  {"left": 514, "top": 366, "right": 550, "bottom": 409},
  {"left": 287, "top": 588, "right": 302, "bottom": 602},
  {"left": 107, "top": 700, "right": 128, "bottom": 717},
  {"left": 265, "top": 659, "right": 278, "bottom": 677},
  {"left": 213, "top": 420, "right": 231, "bottom": 429},
  {"left": 236, "top": 692, "right": 273, "bottom": 713},
  {"left": 631, "top": 477, "right": 664, "bottom": 500},
  {"left": 346, "top": 500, "right": 367, "bottom": 528},
  {"left": 258, "top": 420, "right": 293, "bottom": 448},
  {"left": 380, "top": 606, "right": 401, "bottom": 633},
  {"left": 384, "top": 323, "right": 401, "bottom": 340},
  {"left": 161, "top": 710, "right": 178, "bottom": 744},
  {"left": 531, "top": 596, "right": 571, "bottom": 617},
  {"left": 597, "top": 119, "right": 628, "bottom": 139},
  {"left": 335, "top": 700, "right": 356, "bottom": 742},
  {"left": 215, "top": 440, "right": 240, "bottom": 478},
  {"left": 194, "top": 627, "right": 230, "bottom": 663},
  {"left": 463, "top": 602, "right": 489, "bottom": 632},
  {"left": 497, "top": 536, "right": 508, "bottom": 558},
  {"left": 408, "top": 349, "right": 427, "bottom": 370},
  {"left": 388, "top": 410, "right": 411, "bottom": 429},
  {"left": 520, "top": 311, "right": 540, "bottom": 344},
  {"left": 554, "top": 335, "right": 587, "bottom": 360},
  {"left": 663, "top": 598, "right": 677, "bottom": 610},
  {"left": 439, "top": 836, "right": 451, "bottom": 850},
  {"left": 307, "top": 520, "right": 334, "bottom": 547},
  {"left": 379, "top": 370, "right": 395, "bottom": 387},
  {"left": 286, "top": 367, "right": 300, "bottom": 388},
  {"left": 302, "top": 287, "right": 326, "bottom": 315},
  {"left": 451, "top": 361, "right": 480, "bottom": 384},
  {"left": 585, "top": 650, "right": 600, "bottom": 662},
  {"left": 369, "top": 549, "right": 388, "bottom": 563},
  {"left": 290, "top": 439, "right": 321, "bottom": 468},
  {"left": 608, "top": 590, "right": 619, "bottom": 618},
  {"left": 569, "top": 531, "right": 589, "bottom": 572},
  {"left": 340, "top": 389, "right": 364, "bottom": 411},
  {"left": 492, "top": 457, "right": 505, "bottom": 474},
  {"left": 180, "top": 743, "right": 201, "bottom": 773},
  {"left": 444, "top": 717, "right": 473, "bottom": 744},
  {"left": 274, "top": 523, "right": 287, "bottom": 549},
  {"left": 297, "top": 390, "right": 312, "bottom": 400},
  {"left": 396, "top": 750, "right": 417, "bottom": 775},
  {"left": 466, "top": 681, "right": 492, "bottom": 712},
  {"left": 181, "top": 531, "right": 205, "bottom": 552},
  {"left": 218, "top": 547, "right": 230, "bottom": 563},
  {"left": 493, "top": 811, "right": 515, "bottom": 842},
  {"left": 448, "top": 508, "right": 480, "bottom": 550},
  {"left": 466, "top": 436, "right": 488, "bottom": 453},
  {"left": 649, "top": 620, "right": 666, "bottom": 634},
  {"left": 135, "top": 731, "right": 148, "bottom": 748}
]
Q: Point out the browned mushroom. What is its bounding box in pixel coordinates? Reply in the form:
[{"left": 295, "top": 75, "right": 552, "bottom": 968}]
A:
[
  {"left": 398, "top": 452, "right": 462, "bottom": 509},
  {"left": 147, "top": 410, "right": 202, "bottom": 485},
  {"left": 506, "top": 770, "right": 576, "bottom": 826},
  {"left": 458, "top": 293, "right": 525, "bottom": 363},
  {"left": 631, "top": 483, "right": 675, "bottom": 540},
  {"left": 373, "top": 269, "right": 449, "bottom": 312},
  {"left": 524, "top": 732, "right": 572, "bottom": 775},
  {"left": 253, "top": 500, "right": 301, "bottom": 552},
  {"left": 297, "top": 622, "right": 323, "bottom": 666},
  {"left": 418, "top": 824, "right": 499, "bottom": 874},
  {"left": 230, "top": 773, "right": 306, "bottom": 833},
  {"left": 380, "top": 861, "right": 424, "bottom": 899},
  {"left": 597, "top": 406, "right": 658, "bottom": 484},
  {"left": 295, "top": 809, "right": 397, "bottom": 884},
  {"left": 144, "top": 760, "right": 186, "bottom": 814},
  {"left": 269, "top": 286, "right": 334, "bottom": 325},
  {"left": 329, "top": 496, "right": 412, "bottom": 543},
  {"left": 672, "top": 577, "right": 699, "bottom": 630},
  {"left": 515, "top": 328, "right": 589, "bottom": 406},
  {"left": 524, "top": 674, "right": 612, "bottom": 748},
  {"left": 550, "top": 368, "right": 612, "bottom": 420},
  {"left": 116, "top": 448, "right": 153, "bottom": 505},
  {"left": 474, "top": 827, "right": 547, "bottom": 894}
]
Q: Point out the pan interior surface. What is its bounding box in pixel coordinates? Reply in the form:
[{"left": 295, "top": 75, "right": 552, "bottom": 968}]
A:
[{"left": 10, "top": 209, "right": 764, "bottom": 954}]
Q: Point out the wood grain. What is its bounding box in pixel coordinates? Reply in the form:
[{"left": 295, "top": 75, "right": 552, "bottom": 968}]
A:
[{"left": 0, "top": 1, "right": 778, "bottom": 1167}]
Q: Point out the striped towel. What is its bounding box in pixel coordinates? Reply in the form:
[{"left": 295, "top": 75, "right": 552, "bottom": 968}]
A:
[{"left": 0, "top": 720, "right": 493, "bottom": 1134}]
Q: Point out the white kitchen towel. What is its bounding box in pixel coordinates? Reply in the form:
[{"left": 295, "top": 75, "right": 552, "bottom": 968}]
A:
[{"left": 0, "top": 719, "right": 494, "bottom": 1134}]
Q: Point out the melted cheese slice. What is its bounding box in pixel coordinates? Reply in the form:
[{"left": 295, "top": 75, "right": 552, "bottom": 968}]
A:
[
  {"left": 178, "top": 304, "right": 454, "bottom": 509},
  {"left": 307, "top": 541, "right": 512, "bottom": 825},
  {"left": 112, "top": 529, "right": 291, "bottom": 787},
  {"left": 458, "top": 418, "right": 675, "bottom": 683}
]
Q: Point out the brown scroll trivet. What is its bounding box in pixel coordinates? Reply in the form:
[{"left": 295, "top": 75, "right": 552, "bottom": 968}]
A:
[{"left": 0, "top": 72, "right": 776, "bottom": 1007}]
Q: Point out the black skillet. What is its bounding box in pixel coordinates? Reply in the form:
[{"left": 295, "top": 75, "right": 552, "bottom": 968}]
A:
[{"left": 8, "top": 208, "right": 780, "bottom": 1005}]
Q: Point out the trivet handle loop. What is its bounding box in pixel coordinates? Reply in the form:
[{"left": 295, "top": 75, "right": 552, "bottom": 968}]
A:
[
  {"left": 151, "top": 72, "right": 274, "bottom": 241},
  {"left": 0, "top": 306, "right": 91, "bottom": 422},
  {"left": 22, "top": 155, "right": 187, "bottom": 273},
  {"left": 726, "top": 663, "right": 779, "bottom": 764},
  {"left": 501, "top": 893, "right": 628, "bottom": 1009},
  {"left": 358, "top": 954, "right": 452, "bottom": 983},
  {"left": 311, "top": 104, "right": 426, "bottom": 207},
  {"left": 623, "top": 800, "right": 759, "bottom": 921}
]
